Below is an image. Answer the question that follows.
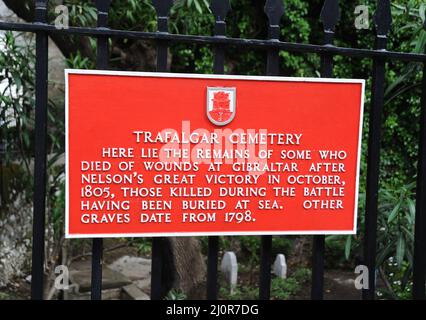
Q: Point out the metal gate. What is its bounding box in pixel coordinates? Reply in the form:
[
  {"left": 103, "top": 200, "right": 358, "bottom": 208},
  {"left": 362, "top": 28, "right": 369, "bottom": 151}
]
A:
[{"left": 0, "top": 0, "right": 425, "bottom": 300}]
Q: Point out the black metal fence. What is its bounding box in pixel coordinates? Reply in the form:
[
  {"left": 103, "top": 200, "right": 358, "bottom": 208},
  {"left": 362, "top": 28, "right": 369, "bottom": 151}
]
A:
[{"left": 0, "top": 0, "right": 425, "bottom": 300}]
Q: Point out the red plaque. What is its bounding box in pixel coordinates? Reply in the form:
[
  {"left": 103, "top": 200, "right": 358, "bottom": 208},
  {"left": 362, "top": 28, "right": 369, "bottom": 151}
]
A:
[{"left": 65, "top": 70, "right": 365, "bottom": 238}]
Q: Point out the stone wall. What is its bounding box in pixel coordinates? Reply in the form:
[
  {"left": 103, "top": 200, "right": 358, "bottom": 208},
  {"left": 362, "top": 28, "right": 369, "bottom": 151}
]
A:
[{"left": 0, "top": 198, "right": 32, "bottom": 287}]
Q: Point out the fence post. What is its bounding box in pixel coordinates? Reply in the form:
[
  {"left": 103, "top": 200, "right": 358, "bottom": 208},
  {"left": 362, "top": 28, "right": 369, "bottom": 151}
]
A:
[
  {"left": 90, "top": 0, "right": 111, "bottom": 301},
  {"left": 206, "top": 0, "right": 231, "bottom": 300},
  {"left": 310, "top": 0, "right": 340, "bottom": 301},
  {"left": 258, "top": 0, "right": 284, "bottom": 301},
  {"left": 362, "top": 0, "right": 391, "bottom": 300},
  {"left": 150, "top": 0, "right": 173, "bottom": 301},
  {"left": 413, "top": 18, "right": 426, "bottom": 300},
  {"left": 31, "top": 0, "right": 48, "bottom": 300}
]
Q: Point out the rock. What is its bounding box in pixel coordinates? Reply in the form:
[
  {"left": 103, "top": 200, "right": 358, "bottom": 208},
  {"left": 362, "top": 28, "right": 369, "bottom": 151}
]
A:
[
  {"left": 108, "top": 256, "right": 151, "bottom": 281},
  {"left": 273, "top": 254, "right": 287, "bottom": 279},
  {"left": 220, "top": 251, "right": 238, "bottom": 292},
  {"left": 69, "top": 266, "right": 132, "bottom": 293},
  {"left": 68, "top": 288, "right": 122, "bottom": 300},
  {"left": 134, "top": 278, "right": 151, "bottom": 294},
  {"left": 0, "top": 194, "right": 33, "bottom": 288},
  {"left": 122, "top": 284, "right": 150, "bottom": 300}
]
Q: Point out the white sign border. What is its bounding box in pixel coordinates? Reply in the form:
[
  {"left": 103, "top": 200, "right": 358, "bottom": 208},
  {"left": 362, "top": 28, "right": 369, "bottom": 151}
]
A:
[{"left": 65, "top": 69, "right": 365, "bottom": 239}]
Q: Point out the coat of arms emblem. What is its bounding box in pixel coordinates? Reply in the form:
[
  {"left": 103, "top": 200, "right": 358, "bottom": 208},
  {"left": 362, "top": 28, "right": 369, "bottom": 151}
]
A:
[{"left": 206, "top": 87, "right": 236, "bottom": 126}]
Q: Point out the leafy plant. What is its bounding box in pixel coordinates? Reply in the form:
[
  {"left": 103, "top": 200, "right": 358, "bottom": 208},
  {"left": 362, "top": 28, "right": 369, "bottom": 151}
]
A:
[
  {"left": 220, "top": 268, "right": 311, "bottom": 300},
  {"left": 0, "top": 32, "right": 35, "bottom": 180},
  {"left": 65, "top": 51, "right": 95, "bottom": 69},
  {"left": 270, "top": 268, "right": 311, "bottom": 300},
  {"left": 338, "top": 182, "right": 416, "bottom": 299},
  {"left": 0, "top": 30, "right": 66, "bottom": 280},
  {"left": 375, "top": 182, "right": 416, "bottom": 299},
  {"left": 165, "top": 289, "right": 187, "bottom": 300},
  {"left": 133, "top": 238, "right": 152, "bottom": 256}
]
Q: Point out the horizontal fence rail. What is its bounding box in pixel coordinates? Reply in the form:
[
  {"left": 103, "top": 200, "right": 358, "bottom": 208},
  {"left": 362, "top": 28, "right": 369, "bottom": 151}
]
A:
[
  {"left": 0, "top": 0, "right": 425, "bottom": 300},
  {"left": 1, "top": 22, "right": 426, "bottom": 62}
]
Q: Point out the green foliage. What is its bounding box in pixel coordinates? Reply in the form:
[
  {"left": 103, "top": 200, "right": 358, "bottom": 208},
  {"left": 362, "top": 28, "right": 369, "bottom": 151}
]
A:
[
  {"left": 0, "top": 291, "right": 15, "bottom": 300},
  {"left": 219, "top": 284, "right": 258, "bottom": 300},
  {"left": 325, "top": 235, "right": 357, "bottom": 269},
  {"left": 236, "top": 236, "right": 292, "bottom": 265},
  {"left": 0, "top": 164, "right": 30, "bottom": 217},
  {"left": 65, "top": 51, "right": 95, "bottom": 69},
  {"left": 338, "top": 182, "right": 416, "bottom": 299},
  {"left": 376, "top": 182, "right": 416, "bottom": 268},
  {"left": 133, "top": 238, "right": 152, "bottom": 256},
  {"left": 380, "top": 1, "right": 425, "bottom": 187},
  {"left": 165, "top": 289, "right": 187, "bottom": 300},
  {"left": 0, "top": 31, "right": 64, "bottom": 236},
  {"left": 51, "top": 181, "right": 66, "bottom": 242},
  {"left": 0, "top": 31, "right": 35, "bottom": 177},
  {"left": 220, "top": 268, "right": 311, "bottom": 300},
  {"left": 270, "top": 268, "right": 311, "bottom": 300},
  {"left": 377, "top": 259, "right": 413, "bottom": 299},
  {"left": 318, "top": 1, "right": 424, "bottom": 300}
]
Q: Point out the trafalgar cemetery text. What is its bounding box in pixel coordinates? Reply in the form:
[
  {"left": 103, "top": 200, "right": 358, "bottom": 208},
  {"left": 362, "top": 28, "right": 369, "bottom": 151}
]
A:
[{"left": 77, "top": 128, "right": 349, "bottom": 226}]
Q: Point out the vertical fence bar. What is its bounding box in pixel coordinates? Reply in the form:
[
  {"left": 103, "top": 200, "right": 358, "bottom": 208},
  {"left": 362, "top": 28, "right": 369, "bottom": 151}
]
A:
[
  {"left": 150, "top": 0, "right": 173, "bottom": 301},
  {"left": 31, "top": 0, "right": 48, "bottom": 300},
  {"left": 90, "top": 0, "right": 111, "bottom": 301},
  {"left": 413, "top": 19, "right": 426, "bottom": 300},
  {"left": 311, "top": 237, "right": 325, "bottom": 299},
  {"left": 259, "top": 0, "right": 284, "bottom": 301},
  {"left": 259, "top": 234, "right": 272, "bottom": 299},
  {"left": 206, "top": 236, "right": 219, "bottom": 300},
  {"left": 207, "top": 0, "right": 230, "bottom": 300},
  {"left": 362, "top": 0, "right": 391, "bottom": 300},
  {"left": 310, "top": 0, "right": 340, "bottom": 300},
  {"left": 150, "top": 237, "right": 164, "bottom": 300}
]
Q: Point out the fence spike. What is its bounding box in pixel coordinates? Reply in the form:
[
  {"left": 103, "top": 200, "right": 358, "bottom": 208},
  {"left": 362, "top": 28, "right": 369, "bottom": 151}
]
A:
[
  {"left": 34, "top": 0, "right": 47, "bottom": 23},
  {"left": 95, "top": 0, "right": 111, "bottom": 13},
  {"left": 95, "top": 0, "right": 111, "bottom": 28},
  {"left": 373, "top": 0, "right": 392, "bottom": 36},
  {"left": 210, "top": 0, "right": 231, "bottom": 22},
  {"left": 35, "top": 0, "right": 47, "bottom": 8},
  {"left": 152, "top": 0, "right": 174, "bottom": 18},
  {"left": 264, "top": 0, "right": 285, "bottom": 26},
  {"left": 320, "top": 0, "right": 340, "bottom": 32}
]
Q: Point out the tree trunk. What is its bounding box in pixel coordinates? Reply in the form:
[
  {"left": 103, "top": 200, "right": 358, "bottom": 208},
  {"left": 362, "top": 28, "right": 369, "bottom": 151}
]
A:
[{"left": 162, "top": 238, "right": 206, "bottom": 299}]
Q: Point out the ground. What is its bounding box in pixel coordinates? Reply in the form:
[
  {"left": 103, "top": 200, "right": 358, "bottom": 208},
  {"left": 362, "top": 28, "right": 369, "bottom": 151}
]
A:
[{"left": 0, "top": 237, "right": 365, "bottom": 300}]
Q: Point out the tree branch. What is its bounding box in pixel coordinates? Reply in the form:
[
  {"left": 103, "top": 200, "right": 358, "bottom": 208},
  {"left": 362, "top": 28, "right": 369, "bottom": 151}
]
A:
[{"left": 2, "top": 0, "right": 93, "bottom": 58}]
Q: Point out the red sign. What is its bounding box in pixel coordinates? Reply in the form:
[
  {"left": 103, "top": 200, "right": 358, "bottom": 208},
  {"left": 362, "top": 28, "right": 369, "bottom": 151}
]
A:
[{"left": 65, "top": 70, "right": 365, "bottom": 238}]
